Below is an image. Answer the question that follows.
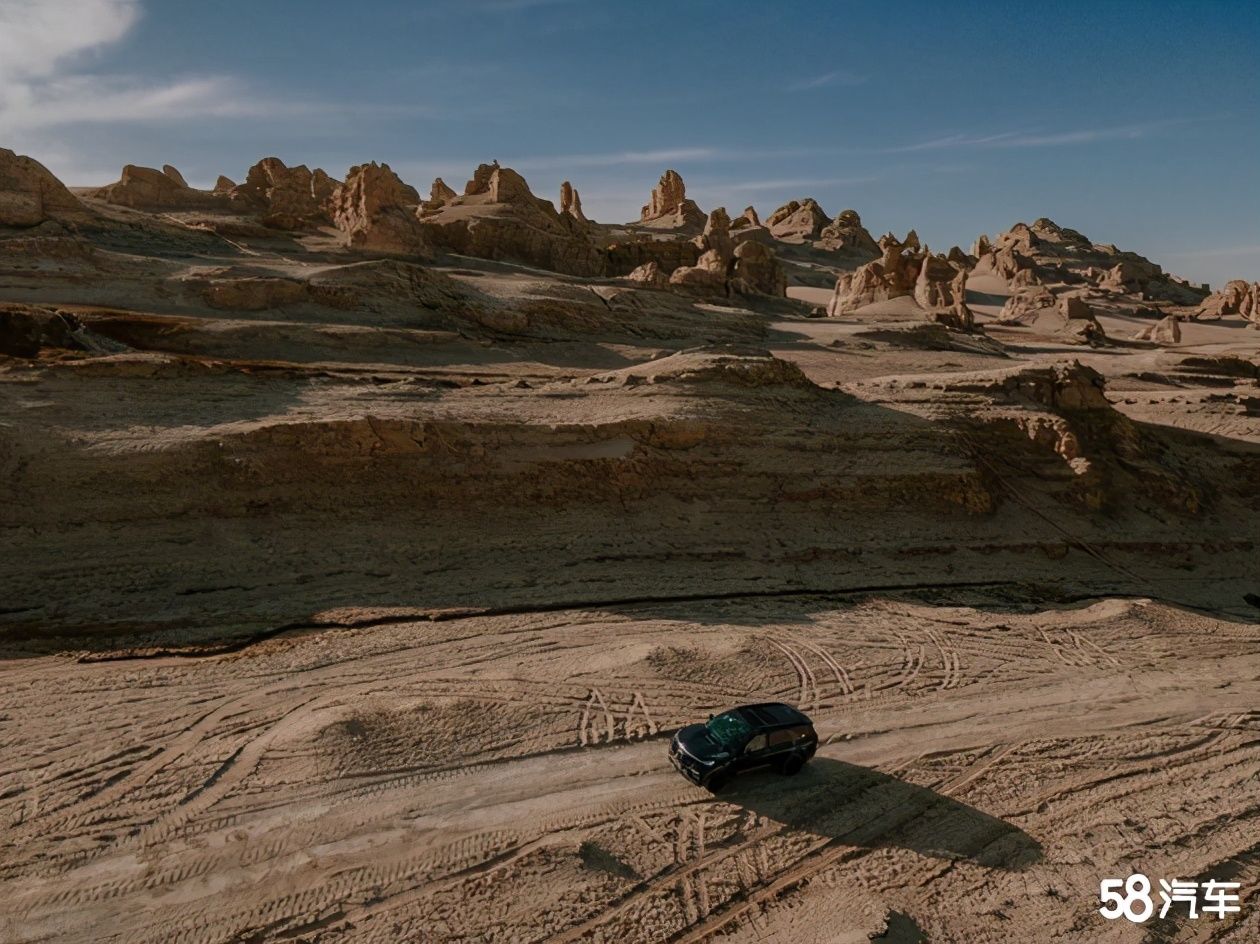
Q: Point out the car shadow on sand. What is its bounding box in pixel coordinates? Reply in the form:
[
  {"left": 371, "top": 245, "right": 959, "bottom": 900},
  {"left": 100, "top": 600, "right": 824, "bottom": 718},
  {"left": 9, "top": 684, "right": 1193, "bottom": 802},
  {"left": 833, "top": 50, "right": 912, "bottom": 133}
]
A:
[{"left": 717, "top": 756, "right": 1042, "bottom": 871}]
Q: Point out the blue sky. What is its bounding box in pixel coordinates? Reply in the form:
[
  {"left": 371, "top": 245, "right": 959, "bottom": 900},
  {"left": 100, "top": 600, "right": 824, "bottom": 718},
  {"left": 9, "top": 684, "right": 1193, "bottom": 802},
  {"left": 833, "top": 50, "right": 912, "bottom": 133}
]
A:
[{"left": 1, "top": 0, "right": 1257, "bottom": 286}]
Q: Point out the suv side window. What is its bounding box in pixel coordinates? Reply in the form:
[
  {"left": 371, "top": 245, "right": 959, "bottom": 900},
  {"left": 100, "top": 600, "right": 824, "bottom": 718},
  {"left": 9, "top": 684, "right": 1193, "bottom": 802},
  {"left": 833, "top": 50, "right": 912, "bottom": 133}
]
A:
[{"left": 744, "top": 733, "right": 768, "bottom": 754}]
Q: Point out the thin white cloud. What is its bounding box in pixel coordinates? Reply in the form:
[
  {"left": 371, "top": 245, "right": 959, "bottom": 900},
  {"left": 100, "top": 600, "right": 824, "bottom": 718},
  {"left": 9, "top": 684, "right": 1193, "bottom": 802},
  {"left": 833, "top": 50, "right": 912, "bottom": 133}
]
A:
[
  {"left": 786, "top": 70, "right": 868, "bottom": 92},
  {"left": 885, "top": 118, "right": 1211, "bottom": 153},
  {"left": 512, "top": 148, "right": 717, "bottom": 171},
  {"left": 720, "top": 175, "right": 880, "bottom": 193}
]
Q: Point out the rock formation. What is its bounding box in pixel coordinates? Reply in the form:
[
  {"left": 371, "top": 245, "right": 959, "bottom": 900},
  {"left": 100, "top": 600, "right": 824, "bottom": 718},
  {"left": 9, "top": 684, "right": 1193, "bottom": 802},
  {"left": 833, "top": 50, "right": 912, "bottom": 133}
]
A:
[
  {"left": 730, "top": 240, "right": 787, "bottom": 296},
  {"left": 666, "top": 207, "right": 786, "bottom": 298},
  {"left": 986, "top": 218, "right": 1208, "bottom": 305},
  {"left": 416, "top": 163, "right": 606, "bottom": 276},
  {"left": 913, "top": 252, "right": 960, "bottom": 310},
  {"left": 229, "top": 157, "right": 332, "bottom": 230},
  {"left": 329, "top": 161, "right": 427, "bottom": 255},
  {"left": 0, "top": 148, "right": 89, "bottom": 227},
  {"left": 559, "top": 181, "right": 588, "bottom": 224},
  {"left": 162, "top": 165, "right": 189, "bottom": 188},
  {"left": 213, "top": 175, "right": 236, "bottom": 193},
  {"left": 998, "top": 289, "right": 1107, "bottom": 346},
  {"left": 765, "top": 198, "right": 829, "bottom": 242},
  {"left": 605, "top": 238, "right": 701, "bottom": 278},
  {"left": 817, "top": 209, "right": 879, "bottom": 258},
  {"left": 826, "top": 232, "right": 924, "bottom": 315},
  {"left": 93, "top": 163, "right": 220, "bottom": 211},
  {"left": 420, "top": 178, "right": 457, "bottom": 215},
  {"left": 697, "top": 207, "right": 734, "bottom": 261},
  {"left": 638, "top": 170, "right": 705, "bottom": 230},
  {"left": 1196, "top": 279, "right": 1260, "bottom": 323},
  {"left": 730, "top": 206, "right": 761, "bottom": 230},
  {"left": 973, "top": 244, "right": 1034, "bottom": 281},
  {"left": 668, "top": 253, "right": 729, "bottom": 295},
  {"left": 1133, "top": 314, "right": 1182, "bottom": 344},
  {"left": 625, "top": 261, "right": 669, "bottom": 288}
]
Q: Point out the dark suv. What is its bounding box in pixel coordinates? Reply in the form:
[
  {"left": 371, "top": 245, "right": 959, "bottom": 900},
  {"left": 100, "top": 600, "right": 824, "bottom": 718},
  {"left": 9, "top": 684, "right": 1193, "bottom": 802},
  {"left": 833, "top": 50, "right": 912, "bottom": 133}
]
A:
[{"left": 669, "top": 702, "right": 818, "bottom": 791}]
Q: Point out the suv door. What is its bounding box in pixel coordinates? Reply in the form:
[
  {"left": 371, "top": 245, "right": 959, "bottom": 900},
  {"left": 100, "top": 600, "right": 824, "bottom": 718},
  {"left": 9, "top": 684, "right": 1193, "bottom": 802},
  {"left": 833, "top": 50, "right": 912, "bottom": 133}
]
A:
[{"left": 740, "top": 732, "right": 769, "bottom": 769}]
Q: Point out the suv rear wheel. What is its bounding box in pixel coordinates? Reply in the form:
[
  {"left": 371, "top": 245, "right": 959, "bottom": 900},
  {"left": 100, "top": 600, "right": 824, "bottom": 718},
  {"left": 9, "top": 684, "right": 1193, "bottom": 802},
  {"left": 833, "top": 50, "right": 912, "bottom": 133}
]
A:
[{"left": 779, "top": 754, "right": 805, "bottom": 776}]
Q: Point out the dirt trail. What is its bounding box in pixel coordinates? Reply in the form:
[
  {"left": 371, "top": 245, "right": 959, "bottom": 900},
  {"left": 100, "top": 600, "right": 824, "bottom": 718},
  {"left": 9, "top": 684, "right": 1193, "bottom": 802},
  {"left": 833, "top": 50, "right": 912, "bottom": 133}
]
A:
[{"left": 3, "top": 595, "right": 1259, "bottom": 942}]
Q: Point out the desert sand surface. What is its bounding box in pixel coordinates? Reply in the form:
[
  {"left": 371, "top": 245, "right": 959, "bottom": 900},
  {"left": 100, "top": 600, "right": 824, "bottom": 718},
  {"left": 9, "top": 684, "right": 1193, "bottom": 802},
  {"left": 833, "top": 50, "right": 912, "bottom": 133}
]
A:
[{"left": 2, "top": 152, "right": 1259, "bottom": 942}]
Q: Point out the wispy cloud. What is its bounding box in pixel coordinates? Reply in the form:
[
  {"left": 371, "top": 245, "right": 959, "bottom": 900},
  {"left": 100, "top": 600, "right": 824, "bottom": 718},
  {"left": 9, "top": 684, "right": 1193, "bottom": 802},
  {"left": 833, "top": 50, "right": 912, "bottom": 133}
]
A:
[
  {"left": 885, "top": 118, "right": 1212, "bottom": 153},
  {"left": 721, "top": 175, "right": 880, "bottom": 193},
  {"left": 512, "top": 148, "right": 718, "bottom": 171},
  {"left": 785, "top": 70, "right": 868, "bottom": 92}
]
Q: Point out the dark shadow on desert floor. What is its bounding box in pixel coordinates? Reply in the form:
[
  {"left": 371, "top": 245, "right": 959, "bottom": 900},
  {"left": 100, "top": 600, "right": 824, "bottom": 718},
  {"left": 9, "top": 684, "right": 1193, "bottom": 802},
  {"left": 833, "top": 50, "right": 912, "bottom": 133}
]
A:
[{"left": 718, "top": 756, "right": 1043, "bottom": 870}]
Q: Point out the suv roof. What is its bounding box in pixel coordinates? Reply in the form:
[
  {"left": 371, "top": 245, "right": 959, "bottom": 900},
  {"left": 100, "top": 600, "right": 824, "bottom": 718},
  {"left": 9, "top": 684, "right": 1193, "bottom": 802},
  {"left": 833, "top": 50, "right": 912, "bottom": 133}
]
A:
[{"left": 735, "top": 703, "right": 809, "bottom": 728}]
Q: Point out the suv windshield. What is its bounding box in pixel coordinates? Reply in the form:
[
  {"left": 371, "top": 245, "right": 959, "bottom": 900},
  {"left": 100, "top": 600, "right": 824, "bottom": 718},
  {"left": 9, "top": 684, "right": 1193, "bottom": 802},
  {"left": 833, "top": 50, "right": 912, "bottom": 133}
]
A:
[{"left": 706, "top": 711, "right": 752, "bottom": 748}]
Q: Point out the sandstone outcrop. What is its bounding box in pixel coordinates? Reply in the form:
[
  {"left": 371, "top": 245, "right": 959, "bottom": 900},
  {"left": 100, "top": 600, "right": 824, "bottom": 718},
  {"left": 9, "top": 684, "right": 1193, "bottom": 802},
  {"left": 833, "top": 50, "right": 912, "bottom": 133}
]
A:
[
  {"left": 421, "top": 178, "right": 457, "bottom": 214},
  {"left": 0, "top": 148, "right": 89, "bottom": 227},
  {"left": 638, "top": 169, "right": 705, "bottom": 230},
  {"left": 559, "top": 181, "right": 588, "bottom": 224},
  {"left": 998, "top": 288, "right": 1107, "bottom": 346},
  {"left": 817, "top": 209, "right": 879, "bottom": 258},
  {"left": 229, "top": 157, "right": 332, "bottom": 230},
  {"left": 973, "top": 244, "right": 1034, "bottom": 281},
  {"left": 730, "top": 206, "right": 761, "bottom": 230},
  {"left": 1133, "top": 314, "right": 1182, "bottom": 344},
  {"left": 668, "top": 252, "right": 728, "bottom": 295},
  {"left": 730, "top": 239, "right": 787, "bottom": 296},
  {"left": 625, "top": 261, "right": 669, "bottom": 288},
  {"left": 913, "top": 252, "right": 960, "bottom": 310},
  {"left": 162, "top": 165, "right": 189, "bottom": 188},
  {"left": 826, "top": 232, "right": 924, "bottom": 315},
  {"left": 988, "top": 217, "right": 1208, "bottom": 304},
  {"left": 213, "top": 175, "right": 236, "bottom": 193},
  {"left": 697, "top": 207, "right": 734, "bottom": 261},
  {"left": 605, "top": 237, "right": 701, "bottom": 278},
  {"left": 417, "top": 162, "right": 605, "bottom": 276},
  {"left": 765, "top": 198, "right": 829, "bottom": 242},
  {"left": 664, "top": 208, "right": 787, "bottom": 298},
  {"left": 93, "top": 163, "right": 220, "bottom": 211},
  {"left": 329, "top": 161, "right": 427, "bottom": 255},
  {"left": 1196, "top": 279, "right": 1260, "bottom": 323}
]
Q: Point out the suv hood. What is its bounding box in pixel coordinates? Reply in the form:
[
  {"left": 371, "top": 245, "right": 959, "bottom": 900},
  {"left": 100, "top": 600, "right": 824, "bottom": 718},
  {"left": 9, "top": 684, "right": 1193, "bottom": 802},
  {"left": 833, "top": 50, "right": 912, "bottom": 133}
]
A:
[{"left": 675, "top": 723, "right": 730, "bottom": 763}]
